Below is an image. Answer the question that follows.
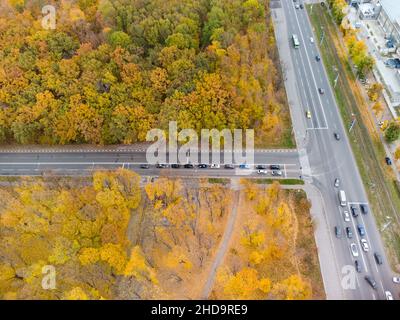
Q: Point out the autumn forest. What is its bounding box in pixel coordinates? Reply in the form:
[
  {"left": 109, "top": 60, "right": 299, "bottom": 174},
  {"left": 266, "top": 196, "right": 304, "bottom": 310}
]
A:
[{"left": 0, "top": 0, "right": 293, "bottom": 147}]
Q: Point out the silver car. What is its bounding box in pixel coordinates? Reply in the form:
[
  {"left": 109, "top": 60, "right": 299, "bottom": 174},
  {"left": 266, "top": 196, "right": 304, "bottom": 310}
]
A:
[
  {"left": 350, "top": 243, "right": 359, "bottom": 257},
  {"left": 343, "top": 210, "right": 350, "bottom": 222}
]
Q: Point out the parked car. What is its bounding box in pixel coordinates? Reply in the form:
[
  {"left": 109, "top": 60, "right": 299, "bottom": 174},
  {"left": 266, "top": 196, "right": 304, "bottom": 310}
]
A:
[
  {"left": 210, "top": 164, "right": 220, "bottom": 169},
  {"left": 198, "top": 164, "right": 208, "bottom": 169},
  {"left": 343, "top": 210, "right": 350, "bottom": 222},
  {"left": 334, "top": 132, "right": 340, "bottom": 141},
  {"left": 374, "top": 253, "right": 383, "bottom": 265},
  {"left": 360, "top": 239, "right": 369, "bottom": 252},
  {"left": 357, "top": 225, "right": 366, "bottom": 237},
  {"left": 392, "top": 277, "right": 400, "bottom": 284},
  {"left": 224, "top": 164, "right": 235, "bottom": 169},
  {"left": 346, "top": 227, "right": 353, "bottom": 239},
  {"left": 350, "top": 243, "right": 359, "bottom": 257},
  {"left": 365, "top": 276, "right": 377, "bottom": 289},
  {"left": 350, "top": 205, "right": 359, "bottom": 217},
  {"left": 239, "top": 164, "right": 250, "bottom": 169},
  {"left": 184, "top": 163, "right": 194, "bottom": 169},
  {"left": 140, "top": 164, "right": 150, "bottom": 169},
  {"left": 257, "top": 169, "right": 268, "bottom": 175},
  {"left": 385, "top": 157, "right": 392, "bottom": 165},
  {"left": 355, "top": 260, "right": 362, "bottom": 273},
  {"left": 335, "top": 226, "right": 342, "bottom": 239},
  {"left": 256, "top": 165, "right": 267, "bottom": 170},
  {"left": 171, "top": 164, "right": 181, "bottom": 169},
  {"left": 156, "top": 163, "right": 169, "bottom": 169},
  {"left": 270, "top": 165, "right": 281, "bottom": 170},
  {"left": 360, "top": 204, "right": 368, "bottom": 214}
]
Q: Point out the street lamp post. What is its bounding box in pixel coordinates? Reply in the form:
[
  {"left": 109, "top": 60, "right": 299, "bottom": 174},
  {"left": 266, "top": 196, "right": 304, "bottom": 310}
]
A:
[
  {"left": 333, "top": 66, "right": 339, "bottom": 88},
  {"left": 320, "top": 26, "right": 325, "bottom": 46}
]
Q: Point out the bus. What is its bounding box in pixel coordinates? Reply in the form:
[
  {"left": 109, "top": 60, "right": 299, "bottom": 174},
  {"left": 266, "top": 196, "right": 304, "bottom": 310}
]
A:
[
  {"left": 339, "top": 190, "right": 347, "bottom": 207},
  {"left": 292, "top": 34, "right": 300, "bottom": 49}
]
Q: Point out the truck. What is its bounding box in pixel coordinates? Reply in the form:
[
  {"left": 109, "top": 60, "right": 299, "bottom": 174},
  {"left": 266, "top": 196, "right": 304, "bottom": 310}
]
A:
[{"left": 339, "top": 190, "right": 347, "bottom": 207}]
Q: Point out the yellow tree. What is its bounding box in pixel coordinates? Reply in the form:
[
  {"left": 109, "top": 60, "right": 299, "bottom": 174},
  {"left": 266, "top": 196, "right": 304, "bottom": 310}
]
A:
[{"left": 272, "top": 275, "right": 312, "bottom": 300}]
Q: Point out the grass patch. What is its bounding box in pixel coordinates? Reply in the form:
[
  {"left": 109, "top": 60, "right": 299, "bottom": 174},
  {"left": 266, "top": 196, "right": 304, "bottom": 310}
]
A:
[
  {"left": 252, "top": 178, "right": 304, "bottom": 185},
  {"left": 308, "top": 4, "right": 400, "bottom": 268},
  {"left": 208, "top": 178, "right": 230, "bottom": 185}
]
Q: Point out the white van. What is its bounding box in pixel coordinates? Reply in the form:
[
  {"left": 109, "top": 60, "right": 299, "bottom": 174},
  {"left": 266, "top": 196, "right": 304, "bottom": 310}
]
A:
[{"left": 339, "top": 190, "right": 347, "bottom": 207}]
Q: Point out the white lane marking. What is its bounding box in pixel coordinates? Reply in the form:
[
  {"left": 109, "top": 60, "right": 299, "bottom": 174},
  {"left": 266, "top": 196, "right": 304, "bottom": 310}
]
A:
[{"left": 292, "top": 5, "right": 329, "bottom": 128}]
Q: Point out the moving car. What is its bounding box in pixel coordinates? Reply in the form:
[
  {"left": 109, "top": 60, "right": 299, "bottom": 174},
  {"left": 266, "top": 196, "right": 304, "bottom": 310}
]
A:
[
  {"left": 271, "top": 170, "right": 283, "bottom": 176},
  {"left": 350, "top": 205, "right": 359, "bottom": 217},
  {"left": 365, "top": 276, "right": 377, "bottom": 289},
  {"left": 318, "top": 87, "right": 325, "bottom": 94},
  {"left": 355, "top": 260, "right": 362, "bottom": 273},
  {"left": 357, "top": 225, "right": 366, "bottom": 237},
  {"left": 346, "top": 227, "right": 353, "bottom": 239},
  {"left": 300, "top": 4, "right": 304, "bottom": 9},
  {"left": 334, "top": 178, "right": 340, "bottom": 187},
  {"left": 343, "top": 210, "right": 350, "bottom": 222},
  {"left": 335, "top": 226, "right": 342, "bottom": 239},
  {"left": 310, "top": 37, "right": 314, "bottom": 43},
  {"left": 257, "top": 169, "right": 268, "bottom": 175},
  {"left": 360, "top": 239, "right": 369, "bottom": 252},
  {"left": 393, "top": 277, "right": 400, "bottom": 284},
  {"left": 374, "top": 253, "right": 383, "bottom": 265},
  {"left": 224, "top": 164, "right": 235, "bottom": 169},
  {"left": 350, "top": 243, "right": 359, "bottom": 257},
  {"left": 385, "top": 291, "right": 394, "bottom": 300},
  {"left": 306, "top": 110, "right": 311, "bottom": 119},
  {"left": 140, "top": 164, "right": 150, "bottom": 169},
  {"left": 315, "top": 55, "right": 321, "bottom": 61},
  {"left": 295, "top": 4, "right": 300, "bottom": 9},
  {"left": 360, "top": 204, "right": 368, "bottom": 214},
  {"left": 334, "top": 132, "right": 340, "bottom": 141}
]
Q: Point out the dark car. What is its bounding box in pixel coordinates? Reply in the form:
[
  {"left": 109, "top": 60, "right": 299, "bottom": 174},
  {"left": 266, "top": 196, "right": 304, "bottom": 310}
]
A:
[
  {"left": 224, "top": 164, "right": 235, "bottom": 169},
  {"left": 335, "top": 226, "right": 342, "bottom": 239},
  {"left": 365, "top": 276, "right": 377, "bottom": 289},
  {"left": 270, "top": 164, "right": 281, "bottom": 170},
  {"left": 198, "top": 164, "right": 208, "bottom": 169},
  {"left": 360, "top": 204, "right": 368, "bottom": 214},
  {"left": 385, "top": 157, "right": 392, "bottom": 165},
  {"left": 334, "top": 132, "right": 340, "bottom": 141},
  {"left": 355, "top": 260, "right": 362, "bottom": 273},
  {"left": 256, "top": 165, "right": 267, "bottom": 170},
  {"left": 300, "top": 4, "right": 304, "bottom": 9},
  {"left": 140, "top": 164, "right": 150, "bottom": 169},
  {"left": 315, "top": 55, "right": 321, "bottom": 61},
  {"left": 346, "top": 227, "right": 353, "bottom": 239},
  {"left": 171, "top": 164, "right": 181, "bottom": 169},
  {"left": 318, "top": 88, "right": 325, "bottom": 94},
  {"left": 184, "top": 163, "right": 194, "bottom": 169},
  {"left": 374, "top": 253, "right": 383, "bottom": 265},
  {"left": 156, "top": 163, "right": 169, "bottom": 169},
  {"left": 350, "top": 205, "right": 358, "bottom": 217},
  {"left": 357, "top": 225, "right": 366, "bottom": 237}
]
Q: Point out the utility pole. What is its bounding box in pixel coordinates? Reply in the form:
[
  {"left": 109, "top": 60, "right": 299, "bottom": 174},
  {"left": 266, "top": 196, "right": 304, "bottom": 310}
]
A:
[
  {"left": 320, "top": 26, "right": 325, "bottom": 46},
  {"left": 333, "top": 66, "right": 339, "bottom": 88},
  {"left": 349, "top": 113, "right": 356, "bottom": 132}
]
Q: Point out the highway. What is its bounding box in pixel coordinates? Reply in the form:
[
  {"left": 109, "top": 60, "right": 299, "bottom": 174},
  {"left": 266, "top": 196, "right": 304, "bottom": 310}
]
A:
[
  {"left": 275, "top": 0, "right": 398, "bottom": 299},
  {"left": 0, "top": 150, "right": 301, "bottom": 177}
]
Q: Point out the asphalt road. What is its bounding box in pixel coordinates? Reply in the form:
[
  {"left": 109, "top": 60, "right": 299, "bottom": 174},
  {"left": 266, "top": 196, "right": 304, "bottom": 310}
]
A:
[
  {"left": 279, "top": 1, "right": 398, "bottom": 299},
  {"left": 0, "top": 150, "right": 301, "bottom": 178}
]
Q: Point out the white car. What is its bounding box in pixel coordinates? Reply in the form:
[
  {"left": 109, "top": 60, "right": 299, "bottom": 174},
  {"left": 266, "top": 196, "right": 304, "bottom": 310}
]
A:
[
  {"left": 350, "top": 243, "right": 359, "bottom": 257},
  {"left": 257, "top": 169, "right": 268, "bottom": 175},
  {"left": 343, "top": 210, "right": 350, "bottom": 222},
  {"left": 310, "top": 37, "right": 314, "bottom": 43},
  {"left": 393, "top": 277, "right": 400, "bottom": 284},
  {"left": 210, "top": 164, "right": 220, "bottom": 169},
  {"left": 360, "top": 239, "right": 369, "bottom": 252},
  {"left": 385, "top": 291, "right": 393, "bottom": 300},
  {"left": 334, "top": 178, "right": 340, "bottom": 188}
]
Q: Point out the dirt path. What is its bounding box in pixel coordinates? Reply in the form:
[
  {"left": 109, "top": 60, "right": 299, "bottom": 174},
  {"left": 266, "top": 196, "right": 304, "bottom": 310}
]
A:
[{"left": 200, "top": 178, "right": 241, "bottom": 299}]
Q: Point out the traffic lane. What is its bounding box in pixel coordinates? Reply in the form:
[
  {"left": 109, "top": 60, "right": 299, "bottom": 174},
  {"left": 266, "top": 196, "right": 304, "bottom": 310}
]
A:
[
  {"left": 293, "top": 4, "right": 396, "bottom": 298},
  {"left": 0, "top": 152, "right": 300, "bottom": 166}
]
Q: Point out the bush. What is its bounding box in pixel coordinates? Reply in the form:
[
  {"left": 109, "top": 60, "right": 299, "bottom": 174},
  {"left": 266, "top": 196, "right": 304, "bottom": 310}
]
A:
[{"left": 384, "top": 122, "right": 400, "bottom": 143}]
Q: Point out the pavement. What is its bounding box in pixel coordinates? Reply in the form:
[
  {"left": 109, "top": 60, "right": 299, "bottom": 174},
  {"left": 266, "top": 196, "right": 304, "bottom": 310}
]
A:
[{"left": 272, "top": 1, "right": 399, "bottom": 299}]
